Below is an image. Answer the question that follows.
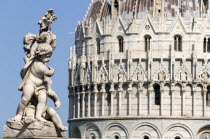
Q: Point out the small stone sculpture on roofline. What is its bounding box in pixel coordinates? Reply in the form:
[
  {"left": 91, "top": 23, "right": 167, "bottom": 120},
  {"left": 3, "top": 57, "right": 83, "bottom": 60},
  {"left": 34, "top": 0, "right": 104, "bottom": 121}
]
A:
[{"left": 4, "top": 9, "right": 67, "bottom": 138}]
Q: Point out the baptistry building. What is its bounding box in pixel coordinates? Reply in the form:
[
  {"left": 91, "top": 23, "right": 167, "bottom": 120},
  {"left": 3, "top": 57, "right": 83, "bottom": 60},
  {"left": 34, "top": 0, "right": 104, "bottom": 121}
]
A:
[{"left": 68, "top": 0, "right": 210, "bottom": 138}]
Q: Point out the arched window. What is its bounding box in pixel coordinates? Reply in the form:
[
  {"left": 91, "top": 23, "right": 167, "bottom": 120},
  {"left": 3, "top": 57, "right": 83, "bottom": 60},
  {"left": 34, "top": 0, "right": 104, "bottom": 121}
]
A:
[
  {"left": 174, "top": 35, "right": 182, "bottom": 51},
  {"left": 203, "top": 36, "right": 210, "bottom": 52},
  {"left": 114, "top": 135, "right": 120, "bottom": 139},
  {"left": 174, "top": 136, "right": 181, "bottom": 139},
  {"left": 96, "top": 38, "right": 100, "bottom": 54},
  {"left": 145, "top": 35, "right": 151, "bottom": 52},
  {"left": 114, "top": 0, "right": 119, "bottom": 12},
  {"left": 72, "top": 127, "right": 81, "bottom": 138},
  {"left": 118, "top": 36, "right": 124, "bottom": 52},
  {"left": 154, "top": 84, "right": 161, "bottom": 105},
  {"left": 89, "top": 134, "right": 96, "bottom": 139},
  {"left": 112, "top": 133, "right": 121, "bottom": 139},
  {"left": 112, "top": 0, "right": 119, "bottom": 19},
  {"left": 143, "top": 135, "right": 150, "bottom": 139},
  {"left": 207, "top": 86, "right": 210, "bottom": 107}
]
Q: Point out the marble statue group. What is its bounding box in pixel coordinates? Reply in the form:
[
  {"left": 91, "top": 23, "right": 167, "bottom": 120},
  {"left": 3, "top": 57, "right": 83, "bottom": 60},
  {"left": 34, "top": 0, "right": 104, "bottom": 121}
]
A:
[{"left": 4, "top": 9, "right": 67, "bottom": 138}]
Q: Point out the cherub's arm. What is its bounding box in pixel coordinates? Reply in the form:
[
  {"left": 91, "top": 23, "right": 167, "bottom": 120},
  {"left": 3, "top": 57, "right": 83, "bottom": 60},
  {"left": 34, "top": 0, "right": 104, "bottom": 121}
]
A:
[
  {"left": 39, "top": 63, "right": 54, "bottom": 77},
  {"left": 44, "top": 76, "right": 61, "bottom": 109},
  {"left": 48, "top": 90, "right": 61, "bottom": 109},
  {"left": 30, "top": 42, "right": 38, "bottom": 58},
  {"left": 48, "top": 89, "right": 59, "bottom": 102}
]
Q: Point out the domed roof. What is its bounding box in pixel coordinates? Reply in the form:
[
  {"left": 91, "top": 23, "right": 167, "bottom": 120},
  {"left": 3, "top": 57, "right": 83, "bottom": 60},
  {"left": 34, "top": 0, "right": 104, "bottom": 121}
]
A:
[{"left": 85, "top": 0, "right": 204, "bottom": 23}]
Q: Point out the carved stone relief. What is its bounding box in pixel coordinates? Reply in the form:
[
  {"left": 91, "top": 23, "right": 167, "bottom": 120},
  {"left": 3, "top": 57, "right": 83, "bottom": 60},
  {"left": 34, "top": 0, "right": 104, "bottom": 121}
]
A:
[
  {"left": 198, "top": 64, "right": 210, "bottom": 83},
  {"left": 112, "top": 63, "right": 127, "bottom": 82},
  {"left": 97, "top": 64, "right": 108, "bottom": 83},
  {"left": 74, "top": 64, "right": 81, "bottom": 86},
  {"left": 84, "top": 64, "right": 92, "bottom": 84},
  {"left": 132, "top": 63, "right": 147, "bottom": 82},
  {"left": 153, "top": 63, "right": 170, "bottom": 81},
  {"left": 175, "top": 64, "right": 192, "bottom": 82}
]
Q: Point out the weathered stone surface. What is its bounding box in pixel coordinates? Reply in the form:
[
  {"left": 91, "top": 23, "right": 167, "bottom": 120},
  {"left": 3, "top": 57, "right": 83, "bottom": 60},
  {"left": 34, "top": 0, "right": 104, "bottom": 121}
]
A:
[{"left": 4, "top": 120, "right": 66, "bottom": 138}]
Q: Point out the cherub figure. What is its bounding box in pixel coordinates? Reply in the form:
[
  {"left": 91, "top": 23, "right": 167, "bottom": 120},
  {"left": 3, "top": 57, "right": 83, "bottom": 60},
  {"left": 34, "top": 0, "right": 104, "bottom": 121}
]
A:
[
  {"left": 12, "top": 43, "right": 55, "bottom": 122},
  {"left": 11, "top": 9, "right": 67, "bottom": 132},
  {"left": 137, "top": 71, "right": 144, "bottom": 81},
  {"left": 38, "top": 9, "right": 57, "bottom": 32},
  {"left": 118, "top": 71, "right": 124, "bottom": 82},
  {"left": 23, "top": 33, "right": 37, "bottom": 63},
  {"left": 24, "top": 89, "right": 67, "bottom": 131}
]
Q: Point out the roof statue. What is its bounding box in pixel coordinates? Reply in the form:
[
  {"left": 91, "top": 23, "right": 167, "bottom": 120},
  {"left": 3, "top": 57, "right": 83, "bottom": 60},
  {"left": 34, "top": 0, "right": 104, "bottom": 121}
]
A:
[{"left": 4, "top": 9, "right": 67, "bottom": 138}]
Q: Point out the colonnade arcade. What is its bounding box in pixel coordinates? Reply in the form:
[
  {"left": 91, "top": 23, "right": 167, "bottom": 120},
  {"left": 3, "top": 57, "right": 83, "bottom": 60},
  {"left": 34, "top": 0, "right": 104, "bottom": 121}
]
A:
[{"left": 69, "top": 82, "right": 210, "bottom": 119}]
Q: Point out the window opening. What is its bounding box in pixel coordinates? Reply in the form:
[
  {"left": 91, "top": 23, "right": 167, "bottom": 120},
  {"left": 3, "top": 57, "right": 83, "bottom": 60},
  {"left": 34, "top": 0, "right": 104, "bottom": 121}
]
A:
[
  {"left": 118, "top": 36, "right": 124, "bottom": 52},
  {"left": 207, "top": 86, "right": 210, "bottom": 107},
  {"left": 174, "top": 35, "right": 182, "bottom": 51},
  {"left": 145, "top": 35, "right": 151, "bottom": 52},
  {"left": 114, "top": 0, "right": 119, "bottom": 10},
  {"left": 204, "top": 37, "right": 207, "bottom": 52},
  {"left": 89, "top": 134, "right": 96, "bottom": 139},
  {"left": 96, "top": 38, "right": 100, "bottom": 54},
  {"left": 175, "top": 136, "right": 181, "bottom": 139},
  {"left": 203, "top": 36, "right": 210, "bottom": 52},
  {"left": 114, "top": 135, "right": 120, "bottom": 139},
  {"left": 154, "top": 84, "right": 161, "bottom": 105},
  {"left": 143, "top": 135, "right": 150, "bottom": 139}
]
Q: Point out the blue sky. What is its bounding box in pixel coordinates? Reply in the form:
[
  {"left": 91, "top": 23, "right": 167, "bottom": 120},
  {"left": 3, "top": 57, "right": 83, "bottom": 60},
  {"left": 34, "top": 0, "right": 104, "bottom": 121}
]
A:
[{"left": 0, "top": 0, "right": 91, "bottom": 137}]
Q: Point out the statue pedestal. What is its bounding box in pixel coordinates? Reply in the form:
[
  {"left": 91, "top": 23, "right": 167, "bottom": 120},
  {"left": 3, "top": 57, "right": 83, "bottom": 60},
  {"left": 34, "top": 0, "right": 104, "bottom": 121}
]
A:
[{"left": 3, "top": 119, "right": 66, "bottom": 138}]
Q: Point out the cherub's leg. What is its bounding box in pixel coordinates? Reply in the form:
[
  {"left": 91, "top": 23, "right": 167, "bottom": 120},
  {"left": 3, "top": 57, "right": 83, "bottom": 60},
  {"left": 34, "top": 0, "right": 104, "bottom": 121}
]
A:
[
  {"left": 12, "top": 84, "right": 35, "bottom": 121},
  {"left": 36, "top": 90, "right": 47, "bottom": 122},
  {"left": 24, "top": 107, "right": 36, "bottom": 124},
  {"left": 46, "top": 107, "right": 67, "bottom": 131}
]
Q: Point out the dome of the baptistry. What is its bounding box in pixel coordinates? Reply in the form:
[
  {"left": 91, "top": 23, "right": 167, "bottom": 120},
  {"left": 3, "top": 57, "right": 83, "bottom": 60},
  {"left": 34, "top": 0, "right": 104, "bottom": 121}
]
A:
[
  {"left": 69, "top": 0, "right": 210, "bottom": 139},
  {"left": 85, "top": 0, "right": 203, "bottom": 24}
]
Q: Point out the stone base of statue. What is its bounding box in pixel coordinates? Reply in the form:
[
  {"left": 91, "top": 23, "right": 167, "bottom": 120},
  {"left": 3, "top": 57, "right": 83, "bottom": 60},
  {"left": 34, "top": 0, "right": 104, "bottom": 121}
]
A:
[{"left": 3, "top": 119, "right": 66, "bottom": 138}]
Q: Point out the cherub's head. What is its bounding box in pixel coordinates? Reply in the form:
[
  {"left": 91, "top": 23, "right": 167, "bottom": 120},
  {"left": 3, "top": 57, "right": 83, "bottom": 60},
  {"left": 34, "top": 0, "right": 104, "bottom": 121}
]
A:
[
  {"left": 36, "top": 43, "right": 53, "bottom": 63},
  {"left": 24, "top": 33, "right": 36, "bottom": 53},
  {"left": 45, "top": 9, "right": 57, "bottom": 21}
]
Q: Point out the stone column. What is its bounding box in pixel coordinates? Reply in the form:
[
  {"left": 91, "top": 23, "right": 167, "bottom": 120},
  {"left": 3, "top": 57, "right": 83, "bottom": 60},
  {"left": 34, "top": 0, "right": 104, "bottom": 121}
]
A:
[
  {"left": 93, "top": 84, "right": 98, "bottom": 117},
  {"left": 171, "top": 90, "right": 175, "bottom": 116},
  {"left": 118, "top": 83, "right": 123, "bottom": 116},
  {"left": 110, "top": 83, "right": 115, "bottom": 116},
  {"left": 87, "top": 92, "right": 91, "bottom": 117},
  {"left": 101, "top": 84, "right": 106, "bottom": 116},
  {"left": 77, "top": 93, "right": 80, "bottom": 118},
  {"left": 206, "top": 37, "right": 208, "bottom": 52},
  {"left": 128, "top": 92, "right": 132, "bottom": 116},
  {"left": 182, "top": 90, "right": 186, "bottom": 116},
  {"left": 138, "top": 89, "right": 143, "bottom": 116},
  {"left": 176, "top": 36, "right": 179, "bottom": 50},
  {"left": 73, "top": 94, "right": 76, "bottom": 119},
  {"left": 148, "top": 88, "right": 153, "bottom": 115},
  {"left": 148, "top": 63, "right": 151, "bottom": 80},
  {"left": 193, "top": 87, "right": 196, "bottom": 116},
  {"left": 81, "top": 92, "right": 85, "bottom": 118},
  {"left": 94, "top": 92, "right": 98, "bottom": 117},
  {"left": 147, "top": 38, "right": 149, "bottom": 51},
  {"left": 110, "top": 92, "right": 114, "bottom": 116},
  {"left": 69, "top": 94, "right": 74, "bottom": 119},
  {"left": 68, "top": 94, "right": 71, "bottom": 119},
  {"left": 204, "top": 89, "right": 207, "bottom": 117},
  {"left": 160, "top": 89, "right": 164, "bottom": 116},
  {"left": 128, "top": 83, "right": 133, "bottom": 116},
  {"left": 208, "top": 0, "right": 210, "bottom": 14}
]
